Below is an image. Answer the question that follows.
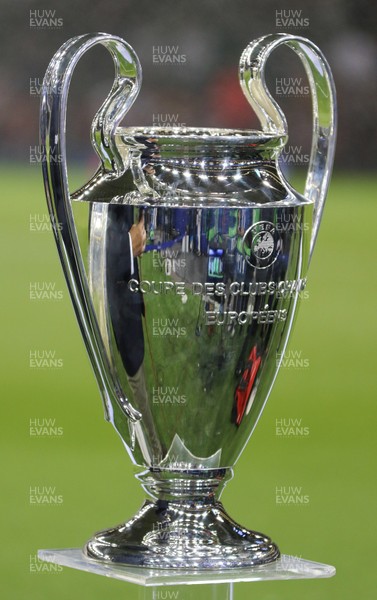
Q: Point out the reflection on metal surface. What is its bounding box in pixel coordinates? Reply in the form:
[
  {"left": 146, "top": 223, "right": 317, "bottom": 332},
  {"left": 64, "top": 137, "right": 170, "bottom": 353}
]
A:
[{"left": 84, "top": 199, "right": 311, "bottom": 472}]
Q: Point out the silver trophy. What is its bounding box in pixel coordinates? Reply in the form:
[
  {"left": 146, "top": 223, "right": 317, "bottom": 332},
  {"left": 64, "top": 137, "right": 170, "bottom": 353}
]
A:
[{"left": 40, "top": 32, "right": 336, "bottom": 569}]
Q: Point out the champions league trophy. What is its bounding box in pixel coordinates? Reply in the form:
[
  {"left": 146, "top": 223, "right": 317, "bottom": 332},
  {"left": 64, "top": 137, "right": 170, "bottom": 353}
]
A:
[{"left": 40, "top": 32, "right": 336, "bottom": 570}]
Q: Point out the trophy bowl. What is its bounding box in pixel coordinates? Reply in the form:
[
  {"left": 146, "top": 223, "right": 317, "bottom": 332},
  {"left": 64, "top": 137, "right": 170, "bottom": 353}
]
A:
[{"left": 40, "top": 32, "right": 336, "bottom": 569}]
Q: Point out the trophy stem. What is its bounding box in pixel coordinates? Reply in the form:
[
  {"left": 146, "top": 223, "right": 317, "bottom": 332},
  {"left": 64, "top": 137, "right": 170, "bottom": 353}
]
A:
[
  {"left": 137, "top": 466, "right": 232, "bottom": 503},
  {"left": 84, "top": 467, "right": 280, "bottom": 569}
]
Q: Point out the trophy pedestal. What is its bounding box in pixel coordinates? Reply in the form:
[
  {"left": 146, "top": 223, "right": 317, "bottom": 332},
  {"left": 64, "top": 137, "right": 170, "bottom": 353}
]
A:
[
  {"left": 37, "top": 548, "right": 335, "bottom": 585},
  {"left": 83, "top": 498, "right": 279, "bottom": 569}
]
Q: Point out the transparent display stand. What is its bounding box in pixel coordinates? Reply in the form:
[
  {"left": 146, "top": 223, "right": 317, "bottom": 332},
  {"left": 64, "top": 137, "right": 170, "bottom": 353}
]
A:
[{"left": 38, "top": 548, "right": 335, "bottom": 588}]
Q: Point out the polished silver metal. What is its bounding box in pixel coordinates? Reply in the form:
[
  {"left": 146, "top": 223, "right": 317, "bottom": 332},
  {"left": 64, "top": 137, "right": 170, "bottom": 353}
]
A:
[{"left": 40, "top": 32, "right": 336, "bottom": 569}]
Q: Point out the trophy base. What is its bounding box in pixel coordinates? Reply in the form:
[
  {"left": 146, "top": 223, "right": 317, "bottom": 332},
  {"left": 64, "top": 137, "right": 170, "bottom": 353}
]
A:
[{"left": 83, "top": 499, "right": 279, "bottom": 569}]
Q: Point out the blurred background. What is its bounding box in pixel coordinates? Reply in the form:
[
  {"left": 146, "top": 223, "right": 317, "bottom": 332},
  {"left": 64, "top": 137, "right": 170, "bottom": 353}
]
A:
[{"left": 1, "top": 0, "right": 376, "bottom": 599}]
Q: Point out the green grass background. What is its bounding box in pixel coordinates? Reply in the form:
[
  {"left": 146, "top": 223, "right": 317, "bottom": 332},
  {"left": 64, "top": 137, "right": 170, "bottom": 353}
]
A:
[{"left": 1, "top": 165, "right": 376, "bottom": 599}]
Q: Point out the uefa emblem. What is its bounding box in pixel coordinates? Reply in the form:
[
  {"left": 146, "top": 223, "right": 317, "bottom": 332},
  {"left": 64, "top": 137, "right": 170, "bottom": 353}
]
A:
[{"left": 242, "top": 221, "right": 282, "bottom": 269}]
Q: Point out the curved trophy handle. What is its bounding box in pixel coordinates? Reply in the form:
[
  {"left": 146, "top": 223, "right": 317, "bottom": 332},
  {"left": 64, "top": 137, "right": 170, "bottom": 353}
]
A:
[
  {"left": 239, "top": 33, "right": 337, "bottom": 262},
  {"left": 40, "top": 33, "right": 142, "bottom": 423}
]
